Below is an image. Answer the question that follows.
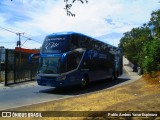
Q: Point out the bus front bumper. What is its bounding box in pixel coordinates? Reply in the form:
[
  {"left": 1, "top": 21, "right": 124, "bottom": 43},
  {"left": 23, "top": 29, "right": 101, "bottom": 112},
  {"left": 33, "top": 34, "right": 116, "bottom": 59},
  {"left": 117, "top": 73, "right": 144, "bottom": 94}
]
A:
[{"left": 36, "top": 75, "right": 71, "bottom": 87}]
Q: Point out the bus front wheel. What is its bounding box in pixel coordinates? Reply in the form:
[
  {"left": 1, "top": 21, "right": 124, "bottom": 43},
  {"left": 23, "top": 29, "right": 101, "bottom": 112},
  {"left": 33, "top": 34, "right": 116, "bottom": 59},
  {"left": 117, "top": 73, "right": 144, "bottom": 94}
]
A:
[{"left": 81, "top": 76, "right": 89, "bottom": 87}]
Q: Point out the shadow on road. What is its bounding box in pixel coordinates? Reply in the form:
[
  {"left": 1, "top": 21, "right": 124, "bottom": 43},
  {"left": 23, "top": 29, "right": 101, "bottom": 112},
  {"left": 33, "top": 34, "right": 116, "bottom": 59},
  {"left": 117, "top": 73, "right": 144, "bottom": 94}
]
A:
[{"left": 39, "top": 75, "right": 131, "bottom": 96}]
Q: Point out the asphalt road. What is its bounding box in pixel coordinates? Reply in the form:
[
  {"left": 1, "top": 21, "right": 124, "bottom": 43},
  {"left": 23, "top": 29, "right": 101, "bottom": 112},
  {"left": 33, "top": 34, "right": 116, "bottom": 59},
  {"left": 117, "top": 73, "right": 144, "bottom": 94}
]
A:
[{"left": 0, "top": 68, "right": 138, "bottom": 111}]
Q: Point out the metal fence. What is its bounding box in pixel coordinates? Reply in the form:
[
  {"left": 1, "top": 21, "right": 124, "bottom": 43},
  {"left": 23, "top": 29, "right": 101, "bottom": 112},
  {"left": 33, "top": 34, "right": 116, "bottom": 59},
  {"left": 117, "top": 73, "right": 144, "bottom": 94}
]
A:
[{"left": 0, "top": 49, "right": 39, "bottom": 86}]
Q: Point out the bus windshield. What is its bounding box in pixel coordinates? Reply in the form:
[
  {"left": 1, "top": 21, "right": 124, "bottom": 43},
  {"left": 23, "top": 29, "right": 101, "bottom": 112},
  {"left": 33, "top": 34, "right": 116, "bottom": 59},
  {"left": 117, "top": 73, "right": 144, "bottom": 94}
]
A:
[
  {"left": 39, "top": 57, "right": 61, "bottom": 74},
  {"left": 39, "top": 51, "right": 84, "bottom": 74}
]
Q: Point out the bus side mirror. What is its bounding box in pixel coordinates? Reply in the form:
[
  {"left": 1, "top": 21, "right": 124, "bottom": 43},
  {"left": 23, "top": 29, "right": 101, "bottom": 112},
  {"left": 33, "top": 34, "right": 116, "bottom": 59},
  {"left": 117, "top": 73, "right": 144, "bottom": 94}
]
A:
[
  {"left": 28, "top": 53, "right": 40, "bottom": 64},
  {"left": 61, "top": 53, "right": 67, "bottom": 64}
]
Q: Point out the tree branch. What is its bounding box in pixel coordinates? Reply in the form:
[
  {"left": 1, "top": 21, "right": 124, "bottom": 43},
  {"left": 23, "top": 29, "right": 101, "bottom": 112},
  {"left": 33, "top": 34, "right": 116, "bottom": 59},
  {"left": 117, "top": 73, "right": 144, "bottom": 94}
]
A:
[
  {"left": 64, "top": 0, "right": 88, "bottom": 17},
  {"left": 10, "top": 0, "right": 88, "bottom": 17}
]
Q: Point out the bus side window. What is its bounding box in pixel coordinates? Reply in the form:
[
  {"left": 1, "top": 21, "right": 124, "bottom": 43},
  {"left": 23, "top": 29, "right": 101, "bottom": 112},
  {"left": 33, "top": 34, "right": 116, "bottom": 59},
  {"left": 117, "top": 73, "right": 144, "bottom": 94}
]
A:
[
  {"left": 82, "top": 58, "right": 94, "bottom": 71},
  {"left": 70, "top": 35, "right": 80, "bottom": 50},
  {"left": 81, "top": 59, "right": 93, "bottom": 70},
  {"left": 67, "top": 52, "right": 83, "bottom": 71}
]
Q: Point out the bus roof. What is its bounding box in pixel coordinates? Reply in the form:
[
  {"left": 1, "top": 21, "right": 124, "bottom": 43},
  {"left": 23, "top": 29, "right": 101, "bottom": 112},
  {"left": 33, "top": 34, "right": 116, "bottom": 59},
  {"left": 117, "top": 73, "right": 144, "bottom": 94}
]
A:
[
  {"left": 47, "top": 31, "right": 119, "bottom": 50},
  {"left": 51, "top": 32, "right": 78, "bottom": 36}
]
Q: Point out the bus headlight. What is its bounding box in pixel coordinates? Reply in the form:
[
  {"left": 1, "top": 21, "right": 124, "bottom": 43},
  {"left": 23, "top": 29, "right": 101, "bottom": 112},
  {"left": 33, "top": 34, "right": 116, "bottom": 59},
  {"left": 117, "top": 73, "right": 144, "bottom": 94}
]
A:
[
  {"left": 36, "top": 75, "right": 41, "bottom": 80},
  {"left": 56, "top": 76, "right": 66, "bottom": 81}
]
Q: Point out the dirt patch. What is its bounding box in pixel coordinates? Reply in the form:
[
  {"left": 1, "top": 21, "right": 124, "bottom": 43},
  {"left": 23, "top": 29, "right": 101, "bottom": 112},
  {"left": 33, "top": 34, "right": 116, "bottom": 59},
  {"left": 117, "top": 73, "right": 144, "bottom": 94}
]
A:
[{"left": 2, "top": 73, "right": 160, "bottom": 120}]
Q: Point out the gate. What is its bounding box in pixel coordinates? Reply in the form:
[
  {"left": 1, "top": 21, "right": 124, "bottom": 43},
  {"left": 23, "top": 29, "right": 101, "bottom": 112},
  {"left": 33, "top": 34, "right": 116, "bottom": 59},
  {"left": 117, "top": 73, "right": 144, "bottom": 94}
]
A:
[{"left": 0, "top": 49, "right": 39, "bottom": 86}]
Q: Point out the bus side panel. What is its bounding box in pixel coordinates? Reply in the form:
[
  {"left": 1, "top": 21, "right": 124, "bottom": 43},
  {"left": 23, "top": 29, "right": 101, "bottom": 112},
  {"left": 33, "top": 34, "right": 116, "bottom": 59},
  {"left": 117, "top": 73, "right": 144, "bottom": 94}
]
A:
[{"left": 80, "top": 50, "right": 113, "bottom": 82}]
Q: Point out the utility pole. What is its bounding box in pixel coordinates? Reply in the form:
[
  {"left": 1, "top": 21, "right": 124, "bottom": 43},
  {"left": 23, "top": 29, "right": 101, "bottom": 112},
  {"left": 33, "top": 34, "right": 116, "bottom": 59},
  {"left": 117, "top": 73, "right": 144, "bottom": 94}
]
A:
[{"left": 16, "top": 32, "right": 24, "bottom": 48}]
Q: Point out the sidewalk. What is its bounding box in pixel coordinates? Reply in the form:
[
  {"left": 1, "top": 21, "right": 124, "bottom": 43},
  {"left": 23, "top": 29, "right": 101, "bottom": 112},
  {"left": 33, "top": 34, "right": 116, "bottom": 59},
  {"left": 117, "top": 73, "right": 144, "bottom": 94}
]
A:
[
  {"left": 0, "top": 80, "right": 37, "bottom": 90},
  {"left": 123, "top": 56, "right": 141, "bottom": 80}
]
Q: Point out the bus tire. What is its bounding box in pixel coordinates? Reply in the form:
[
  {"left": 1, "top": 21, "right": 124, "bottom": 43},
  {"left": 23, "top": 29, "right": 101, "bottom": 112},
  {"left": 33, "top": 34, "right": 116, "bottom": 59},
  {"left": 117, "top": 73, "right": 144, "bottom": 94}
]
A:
[
  {"left": 81, "top": 76, "right": 89, "bottom": 88},
  {"left": 112, "top": 72, "right": 117, "bottom": 80}
]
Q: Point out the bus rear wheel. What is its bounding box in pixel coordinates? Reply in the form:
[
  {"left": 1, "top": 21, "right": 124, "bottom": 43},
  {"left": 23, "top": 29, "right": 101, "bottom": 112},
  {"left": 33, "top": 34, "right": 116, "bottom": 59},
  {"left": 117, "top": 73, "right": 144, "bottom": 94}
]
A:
[{"left": 112, "top": 72, "right": 118, "bottom": 80}]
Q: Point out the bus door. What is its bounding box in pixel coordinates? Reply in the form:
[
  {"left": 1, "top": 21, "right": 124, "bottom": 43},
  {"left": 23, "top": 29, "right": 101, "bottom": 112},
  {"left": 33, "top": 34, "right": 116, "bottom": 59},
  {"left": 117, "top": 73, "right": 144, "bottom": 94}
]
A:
[
  {"left": 63, "top": 50, "right": 84, "bottom": 83},
  {"left": 80, "top": 59, "right": 94, "bottom": 81}
]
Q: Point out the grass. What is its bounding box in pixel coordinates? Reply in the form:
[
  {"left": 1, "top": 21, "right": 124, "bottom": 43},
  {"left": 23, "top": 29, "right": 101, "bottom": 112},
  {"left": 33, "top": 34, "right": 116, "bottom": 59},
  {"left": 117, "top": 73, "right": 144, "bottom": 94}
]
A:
[{"left": 1, "top": 72, "right": 160, "bottom": 120}]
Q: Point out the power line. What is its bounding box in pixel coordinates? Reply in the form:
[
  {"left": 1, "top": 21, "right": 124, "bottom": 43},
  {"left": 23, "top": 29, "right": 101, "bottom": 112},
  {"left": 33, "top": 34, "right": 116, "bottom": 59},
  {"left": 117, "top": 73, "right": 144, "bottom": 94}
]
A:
[
  {"left": 0, "top": 26, "right": 17, "bottom": 34},
  {"left": 21, "top": 39, "right": 28, "bottom": 46},
  {"left": 21, "top": 44, "right": 31, "bottom": 49},
  {"left": 0, "top": 26, "right": 42, "bottom": 45},
  {"left": 22, "top": 36, "right": 42, "bottom": 44},
  {"left": 0, "top": 42, "right": 16, "bottom": 43}
]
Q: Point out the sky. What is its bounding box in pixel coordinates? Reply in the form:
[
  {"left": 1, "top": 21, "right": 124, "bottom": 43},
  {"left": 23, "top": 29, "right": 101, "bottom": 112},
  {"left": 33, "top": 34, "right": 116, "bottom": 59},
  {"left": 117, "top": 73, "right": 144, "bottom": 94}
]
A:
[{"left": 0, "top": 0, "right": 159, "bottom": 49}]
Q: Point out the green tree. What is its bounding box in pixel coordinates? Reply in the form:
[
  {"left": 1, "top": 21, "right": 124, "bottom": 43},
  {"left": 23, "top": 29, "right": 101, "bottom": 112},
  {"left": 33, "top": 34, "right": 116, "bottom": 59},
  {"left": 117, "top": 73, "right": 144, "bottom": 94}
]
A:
[
  {"left": 142, "top": 38, "right": 160, "bottom": 73},
  {"left": 148, "top": 9, "right": 160, "bottom": 38},
  {"left": 141, "top": 9, "right": 160, "bottom": 73},
  {"left": 119, "top": 9, "right": 160, "bottom": 74},
  {"left": 119, "top": 26, "right": 151, "bottom": 65}
]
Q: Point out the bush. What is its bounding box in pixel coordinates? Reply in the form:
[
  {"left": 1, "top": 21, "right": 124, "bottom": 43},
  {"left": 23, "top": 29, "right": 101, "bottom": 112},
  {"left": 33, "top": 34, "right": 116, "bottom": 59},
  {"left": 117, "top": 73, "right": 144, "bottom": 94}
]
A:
[{"left": 142, "top": 38, "right": 160, "bottom": 73}]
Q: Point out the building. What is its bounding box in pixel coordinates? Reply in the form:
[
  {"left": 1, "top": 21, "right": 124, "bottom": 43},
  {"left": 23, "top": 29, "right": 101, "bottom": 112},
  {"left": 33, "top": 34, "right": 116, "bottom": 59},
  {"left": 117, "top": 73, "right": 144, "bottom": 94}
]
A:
[{"left": 0, "top": 46, "right": 5, "bottom": 62}]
